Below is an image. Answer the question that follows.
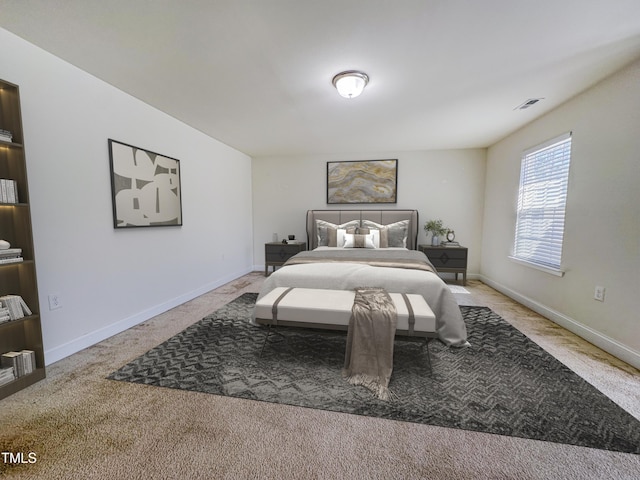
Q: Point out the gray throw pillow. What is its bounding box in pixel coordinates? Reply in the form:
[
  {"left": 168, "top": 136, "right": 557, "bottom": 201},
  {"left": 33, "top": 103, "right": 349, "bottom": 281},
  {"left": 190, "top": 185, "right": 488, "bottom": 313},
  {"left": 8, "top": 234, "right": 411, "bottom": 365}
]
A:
[
  {"left": 316, "top": 219, "right": 360, "bottom": 247},
  {"left": 362, "top": 219, "right": 409, "bottom": 248}
]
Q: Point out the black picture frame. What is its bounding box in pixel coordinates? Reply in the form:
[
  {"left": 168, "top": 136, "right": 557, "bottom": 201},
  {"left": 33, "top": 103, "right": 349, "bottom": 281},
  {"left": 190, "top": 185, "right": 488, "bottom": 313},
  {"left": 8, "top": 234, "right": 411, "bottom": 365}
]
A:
[
  {"left": 108, "top": 139, "right": 183, "bottom": 228},
  {"left": 327, "top": 159, "right": 398, "bottom": 204}
]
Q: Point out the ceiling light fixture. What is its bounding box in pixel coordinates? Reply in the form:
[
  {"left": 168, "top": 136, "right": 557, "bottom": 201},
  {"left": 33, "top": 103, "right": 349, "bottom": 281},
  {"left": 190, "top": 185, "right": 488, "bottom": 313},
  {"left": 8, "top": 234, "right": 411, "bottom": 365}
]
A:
[{"left": 332, "top": 70, "right": 369, "bottom": 99}]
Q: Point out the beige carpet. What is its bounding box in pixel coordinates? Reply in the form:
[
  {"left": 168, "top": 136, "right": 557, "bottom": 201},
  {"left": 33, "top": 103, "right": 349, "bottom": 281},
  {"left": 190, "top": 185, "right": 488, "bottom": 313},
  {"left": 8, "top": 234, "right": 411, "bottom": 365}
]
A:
[{"left": 1, "top": 274, "right": 638, "bottom": 479}]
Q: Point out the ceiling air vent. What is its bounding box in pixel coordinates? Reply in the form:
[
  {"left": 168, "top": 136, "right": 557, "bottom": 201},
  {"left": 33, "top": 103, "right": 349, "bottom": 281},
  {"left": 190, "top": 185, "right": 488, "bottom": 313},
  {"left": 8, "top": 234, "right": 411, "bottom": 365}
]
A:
[{"left": 514, "top": 98, "right": 544, "bottom": 110}]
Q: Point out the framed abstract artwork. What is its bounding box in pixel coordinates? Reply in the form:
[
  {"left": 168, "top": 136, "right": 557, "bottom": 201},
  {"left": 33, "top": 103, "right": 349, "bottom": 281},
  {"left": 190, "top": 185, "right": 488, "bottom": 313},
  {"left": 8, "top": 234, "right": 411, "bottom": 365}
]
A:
[
  {"left": 108, "top": 139, "right": 183, "bottom": 228},
  {"left": 327, "top": 159, "right": 398, "bottom": 204}
]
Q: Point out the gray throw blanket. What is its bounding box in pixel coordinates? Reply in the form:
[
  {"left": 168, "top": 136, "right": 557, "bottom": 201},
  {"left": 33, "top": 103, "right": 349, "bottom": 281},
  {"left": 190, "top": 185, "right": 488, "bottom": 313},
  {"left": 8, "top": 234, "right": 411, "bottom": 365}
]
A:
[{"left": 342, "top": 288, "right": 398, "bottom": 401}]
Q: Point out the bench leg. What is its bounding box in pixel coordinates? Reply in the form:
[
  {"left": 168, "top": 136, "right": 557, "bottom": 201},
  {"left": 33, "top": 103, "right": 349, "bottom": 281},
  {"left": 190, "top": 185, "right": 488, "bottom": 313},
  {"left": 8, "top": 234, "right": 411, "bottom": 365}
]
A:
[
  {"left": 422, "top": 338, "right": 433, "bottom": 375},
  {"left": 397, "top": 335, "right": 434, "bottom": 374},
  {"left": 259, "top": 324, "right": 287, "bottom": 357},
  {"left": 260, "top": 324, "right": 273, "bottom": 357}
]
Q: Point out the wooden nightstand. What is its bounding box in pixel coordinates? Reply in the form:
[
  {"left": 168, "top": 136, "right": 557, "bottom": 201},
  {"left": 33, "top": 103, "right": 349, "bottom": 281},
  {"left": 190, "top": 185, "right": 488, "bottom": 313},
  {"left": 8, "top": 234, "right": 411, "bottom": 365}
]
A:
[
  {"left": 265, "top": 242, "right": 306, "bottom": 276},
  {"left": 419, "top": 245, "right": 468, "bottom": 285}
]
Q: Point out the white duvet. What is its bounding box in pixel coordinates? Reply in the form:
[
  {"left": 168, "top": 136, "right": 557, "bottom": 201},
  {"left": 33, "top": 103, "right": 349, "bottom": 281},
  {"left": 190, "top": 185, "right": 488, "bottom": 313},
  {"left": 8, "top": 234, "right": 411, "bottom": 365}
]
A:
[{"left": 255, "top": 248, "right": 469, "bottom": 347}]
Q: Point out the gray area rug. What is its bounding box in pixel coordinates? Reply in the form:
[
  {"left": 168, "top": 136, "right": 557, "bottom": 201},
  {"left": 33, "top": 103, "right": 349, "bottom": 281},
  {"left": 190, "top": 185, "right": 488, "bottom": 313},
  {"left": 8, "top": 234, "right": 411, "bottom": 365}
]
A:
[{"left": 108, "top": 293, "right": 640, "bottom": 454}]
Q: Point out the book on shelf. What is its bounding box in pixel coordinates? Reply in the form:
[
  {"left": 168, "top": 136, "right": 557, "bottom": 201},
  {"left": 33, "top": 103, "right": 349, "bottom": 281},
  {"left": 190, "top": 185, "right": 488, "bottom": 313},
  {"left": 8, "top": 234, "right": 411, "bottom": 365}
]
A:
[
  {"left": 20, "top": 350, "right": 35, "bottom": 374},
  {"left": 0, "top": 294, "right": 32, "bottom": 320},
  {"left": 0, "top": 129, "right": 13, "bottom": 142},
  {"left": 0, "top": 248, "right": 22, "bottom": 259},
  {"left": 0, "top": 366, "right": 15, "bottom": 386},
  {"left": 0, "top": 257, "right": 23, "bottom": 264},
  {"left": 7, "top": 179, "right": 17, "bottom": 203},
  {"left": 1, "top": 352, "right": 23, "bottom": 377},
  {"left": 0, "top": 179, "right": 18, "bottom": 204},
  {"left": 1, "top": 350, "right": 35, "bottom": 378},
  {"left": 19, "top": 297, "right": 32, "bottom": 315},
  {"left": 0, "top": 306, "right": 11, "bottom": 323}
]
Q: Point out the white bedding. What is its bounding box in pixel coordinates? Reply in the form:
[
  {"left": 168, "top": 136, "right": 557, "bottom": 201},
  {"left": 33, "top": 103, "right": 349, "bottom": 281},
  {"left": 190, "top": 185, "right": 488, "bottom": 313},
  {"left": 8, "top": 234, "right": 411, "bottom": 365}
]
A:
[{"left": 255, "top": 248, "right": 469, "bottom": 347}]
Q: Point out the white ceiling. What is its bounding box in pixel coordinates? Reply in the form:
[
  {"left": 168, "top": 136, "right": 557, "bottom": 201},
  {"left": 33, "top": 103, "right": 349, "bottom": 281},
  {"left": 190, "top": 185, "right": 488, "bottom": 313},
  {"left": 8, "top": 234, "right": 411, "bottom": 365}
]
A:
[{"left": 2, "top": 0, "right": 640, "bottom": 158}]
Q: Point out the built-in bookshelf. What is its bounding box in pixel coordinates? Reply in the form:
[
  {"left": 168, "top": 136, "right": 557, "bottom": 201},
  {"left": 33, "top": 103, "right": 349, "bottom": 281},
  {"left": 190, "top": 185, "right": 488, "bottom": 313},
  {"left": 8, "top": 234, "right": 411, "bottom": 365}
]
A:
[{"left": 0, "top": 78, "right": 45, "bottom": 400}]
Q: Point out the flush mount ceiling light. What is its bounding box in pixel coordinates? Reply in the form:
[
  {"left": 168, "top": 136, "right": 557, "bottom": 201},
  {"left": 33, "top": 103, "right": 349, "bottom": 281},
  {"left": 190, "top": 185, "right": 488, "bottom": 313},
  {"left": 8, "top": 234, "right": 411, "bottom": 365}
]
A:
[{"left": 332, "top": 70, "right": 369, "bottom": 98}]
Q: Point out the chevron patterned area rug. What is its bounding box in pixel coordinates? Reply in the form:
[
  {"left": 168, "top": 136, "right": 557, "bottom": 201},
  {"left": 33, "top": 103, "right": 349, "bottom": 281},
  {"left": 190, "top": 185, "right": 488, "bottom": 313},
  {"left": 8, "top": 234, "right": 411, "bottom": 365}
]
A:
[{"left": 108, "top": 293, "right": 640, "bottom": 454}]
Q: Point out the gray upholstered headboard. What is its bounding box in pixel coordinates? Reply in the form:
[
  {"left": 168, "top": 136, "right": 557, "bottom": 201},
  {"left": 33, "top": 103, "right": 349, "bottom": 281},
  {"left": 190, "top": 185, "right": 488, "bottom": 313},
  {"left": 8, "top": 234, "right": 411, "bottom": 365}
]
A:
[{"left": 306, "top": 209, "right": 419, "bottom": 250}]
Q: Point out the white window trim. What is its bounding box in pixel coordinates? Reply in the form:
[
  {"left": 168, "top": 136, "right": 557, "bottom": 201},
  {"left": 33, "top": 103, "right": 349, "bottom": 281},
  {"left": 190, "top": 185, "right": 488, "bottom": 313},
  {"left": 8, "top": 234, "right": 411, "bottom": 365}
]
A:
[
  {"left": 508, "top": 255, "right": 565, "bottom": 277},
  {"left": 522, "top": 132, "right": 571, "bottom": 157},
  {"left": 512, "top": 132, "right": 571, "bottom": 275}
]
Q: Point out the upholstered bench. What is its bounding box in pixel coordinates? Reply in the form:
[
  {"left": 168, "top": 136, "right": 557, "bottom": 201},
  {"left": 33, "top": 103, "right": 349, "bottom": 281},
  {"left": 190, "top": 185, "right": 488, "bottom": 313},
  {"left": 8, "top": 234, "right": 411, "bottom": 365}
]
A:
[{"left": 254, "top": 287, "right": 437, "bottom": 370}]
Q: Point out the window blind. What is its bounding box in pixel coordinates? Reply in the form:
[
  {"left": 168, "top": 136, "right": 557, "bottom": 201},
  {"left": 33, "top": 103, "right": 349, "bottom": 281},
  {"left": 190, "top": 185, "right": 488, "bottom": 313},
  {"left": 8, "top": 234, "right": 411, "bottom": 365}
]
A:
[{"left": 513, "top": 132, "right": 572, "bottom": 271}]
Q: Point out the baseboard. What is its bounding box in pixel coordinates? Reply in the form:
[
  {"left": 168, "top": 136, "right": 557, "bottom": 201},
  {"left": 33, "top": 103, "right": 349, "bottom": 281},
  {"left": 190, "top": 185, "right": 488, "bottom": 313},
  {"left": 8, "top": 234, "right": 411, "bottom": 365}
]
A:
[
  {"left": 479, "top": 275, "right": 640, "bottom": 370},
  {"left": 44, "top": 266, "right": 254, "bottom": 366}
]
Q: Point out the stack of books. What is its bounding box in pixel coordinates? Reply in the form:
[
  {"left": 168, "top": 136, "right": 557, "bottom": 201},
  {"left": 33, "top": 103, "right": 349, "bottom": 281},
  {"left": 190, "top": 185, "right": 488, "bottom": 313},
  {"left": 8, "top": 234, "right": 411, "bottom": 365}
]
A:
[
  {"left": 0, "top": 366, "right": 15, "bottom": 386},
  {"left": 0, "top": 248, "right": 23, "bottom": 265},
  {"left": 0, "top": 179, "right": 19, "bottom": 204},
  {"left": 440, "top": 241, "right": 461, "bottom": 247},
  {"left": 1, "top": 350, "right": 36, "bottom": 378},
  {"left": 0, "top": 129, "right": 12, "bottom": 143},
  {"left": 0, "top": 294, "right": 32, "bottom": 321},
  {"left": 0, "top": 305, "right": 11, "bottom": 324}
]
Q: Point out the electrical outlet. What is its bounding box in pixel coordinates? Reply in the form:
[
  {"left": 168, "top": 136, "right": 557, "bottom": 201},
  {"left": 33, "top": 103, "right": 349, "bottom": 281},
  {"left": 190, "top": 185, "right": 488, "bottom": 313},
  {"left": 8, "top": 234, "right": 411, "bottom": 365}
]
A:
[
  {"left": 48, "top": 293, "right": 62, "bottom": 310},
  {"left": 594, "top": 286, "right": 605, "bottom": 302}
]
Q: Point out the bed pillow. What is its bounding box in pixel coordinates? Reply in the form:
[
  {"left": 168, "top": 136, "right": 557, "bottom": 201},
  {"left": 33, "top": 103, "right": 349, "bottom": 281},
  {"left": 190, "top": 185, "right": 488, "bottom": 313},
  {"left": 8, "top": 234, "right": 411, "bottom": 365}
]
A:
[
  {"left": 362, "top": 219, "right": 409, "bottom": 248},
  {"left": 343, "top": 233, "right": 376, "bottom": 249},
  {"left": 361, "top": 221, "right": 388, "bottom": 247},
  {"left": 368, "top": 229, "right": 381, "bottom": 248},
  {"left": 336, "top": 228, "right": 349, "bottom": 247},
  {"left": 316, "top": 219, "right": 360, "bottom": 247},
  {"left": 356, "top": 228, "right": 380, "bottom": 248}
]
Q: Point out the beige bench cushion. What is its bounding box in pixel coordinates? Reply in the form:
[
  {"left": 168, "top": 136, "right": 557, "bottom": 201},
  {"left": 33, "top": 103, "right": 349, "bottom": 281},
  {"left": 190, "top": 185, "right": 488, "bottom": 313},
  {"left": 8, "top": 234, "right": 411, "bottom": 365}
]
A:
[{"left": 255, "top": 287, "right": 436, "bottom": 334}]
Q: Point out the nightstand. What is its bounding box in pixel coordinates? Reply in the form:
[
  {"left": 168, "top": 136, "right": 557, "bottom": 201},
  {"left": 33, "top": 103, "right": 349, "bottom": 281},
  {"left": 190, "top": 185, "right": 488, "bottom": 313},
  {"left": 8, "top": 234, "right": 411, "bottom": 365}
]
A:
[
  {"left": 265, "top": 242, "right": 306, "bottom": 276},
  {"left": 418, "top": 245, "right": 468, "bottom": 285}
]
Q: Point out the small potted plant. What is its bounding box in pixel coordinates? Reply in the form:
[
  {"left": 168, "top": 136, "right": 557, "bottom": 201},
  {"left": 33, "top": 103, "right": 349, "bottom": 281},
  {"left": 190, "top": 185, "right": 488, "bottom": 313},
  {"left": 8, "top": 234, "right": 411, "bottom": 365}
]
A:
[{"left": 424, "top": 219, "right": 447, "bottom": 246}]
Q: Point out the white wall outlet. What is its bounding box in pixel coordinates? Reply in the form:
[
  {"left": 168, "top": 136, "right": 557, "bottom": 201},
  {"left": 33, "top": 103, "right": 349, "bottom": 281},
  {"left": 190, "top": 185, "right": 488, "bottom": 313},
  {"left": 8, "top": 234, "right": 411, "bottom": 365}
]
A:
[
  {"left": 594, "top": 286, "right": 605, "bottom": 302},
  {"left": 48, "top": 293, "right": 62, "bottom": 310}
]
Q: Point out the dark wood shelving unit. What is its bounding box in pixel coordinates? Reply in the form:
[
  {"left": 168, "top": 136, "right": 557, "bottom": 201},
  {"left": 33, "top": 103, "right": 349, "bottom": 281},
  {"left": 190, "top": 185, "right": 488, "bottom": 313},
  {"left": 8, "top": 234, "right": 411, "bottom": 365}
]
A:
[{"left": 0, "top": 78, "right": 45, "bottom": 400}]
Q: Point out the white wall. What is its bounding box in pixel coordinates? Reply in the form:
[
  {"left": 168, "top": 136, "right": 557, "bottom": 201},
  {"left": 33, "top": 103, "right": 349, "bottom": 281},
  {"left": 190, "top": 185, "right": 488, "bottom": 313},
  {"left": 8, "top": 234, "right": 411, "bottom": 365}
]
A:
[
  {"left": 0, "top": 28, "right": 254, "bottom": 365},
  {"left": 481, "top": 58, "right": 640, "bottom": 367},
  {"left": 252, "top": 149, "right": 486, "bottom": 277}
]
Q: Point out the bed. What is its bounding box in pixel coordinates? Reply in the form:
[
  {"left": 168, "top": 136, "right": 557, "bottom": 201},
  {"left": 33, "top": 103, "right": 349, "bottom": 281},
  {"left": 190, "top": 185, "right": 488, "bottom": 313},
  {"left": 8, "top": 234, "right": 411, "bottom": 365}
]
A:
[{"left": 254, "top": 209, "right": 468, "bottom": 347}]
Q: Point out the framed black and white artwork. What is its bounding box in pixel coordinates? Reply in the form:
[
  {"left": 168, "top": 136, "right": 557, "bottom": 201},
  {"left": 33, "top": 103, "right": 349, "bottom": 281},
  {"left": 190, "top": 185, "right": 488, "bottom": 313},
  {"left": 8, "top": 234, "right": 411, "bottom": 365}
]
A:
[{"left": 108, "top": 139, "right": 183, "bottom": 228}]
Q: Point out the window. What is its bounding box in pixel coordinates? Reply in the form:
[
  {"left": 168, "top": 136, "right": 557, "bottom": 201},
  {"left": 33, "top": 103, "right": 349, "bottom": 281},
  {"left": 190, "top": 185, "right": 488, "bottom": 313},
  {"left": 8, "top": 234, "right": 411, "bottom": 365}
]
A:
[{"left": 512, "top": 132, "right": 572, "bottom": 274}]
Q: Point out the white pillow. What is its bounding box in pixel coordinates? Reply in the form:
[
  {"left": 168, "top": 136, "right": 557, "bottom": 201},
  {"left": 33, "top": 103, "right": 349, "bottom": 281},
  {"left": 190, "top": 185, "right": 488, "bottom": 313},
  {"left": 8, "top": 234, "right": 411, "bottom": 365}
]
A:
[
  {"left": 368, "top": 229, "right": 380, "bottom": 248},
  {"left": 343, "top": 233, "right": 376, "bottom": 249},
  {"left": 336, "top": 229, "right": 347, "bottom": 248}
]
